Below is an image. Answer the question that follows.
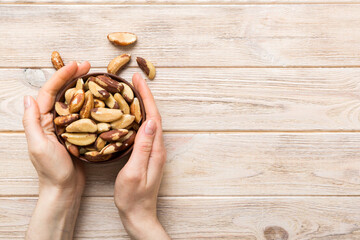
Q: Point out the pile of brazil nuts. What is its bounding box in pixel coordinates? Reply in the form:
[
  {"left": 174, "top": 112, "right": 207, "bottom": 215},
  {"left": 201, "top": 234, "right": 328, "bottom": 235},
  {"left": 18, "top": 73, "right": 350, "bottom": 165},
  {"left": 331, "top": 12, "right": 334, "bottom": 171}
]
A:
[
  {"left": 51, "top": 32, "right": 157, "bottom": 162},
  {"left": 54, "top": 75, "right": 142, "bottom": 162}
]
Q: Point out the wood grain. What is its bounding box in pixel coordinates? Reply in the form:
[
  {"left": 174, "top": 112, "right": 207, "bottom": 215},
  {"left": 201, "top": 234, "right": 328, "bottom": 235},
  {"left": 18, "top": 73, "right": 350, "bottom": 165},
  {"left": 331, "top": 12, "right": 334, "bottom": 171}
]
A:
[
  {"left": 3, "top": 67, "right": 360, "bottom": 131},
  {"left": 1, "top": 196, "right": 360, "bottom": 239},
  {"left": 0, "top": 0, "right": 357, "bottom": 3},
  {"left": 1, "top": 5, "right": 360, "bottom": 67},
  {"left": 2, "top": 132, "right": 360, "bottom": 196}
]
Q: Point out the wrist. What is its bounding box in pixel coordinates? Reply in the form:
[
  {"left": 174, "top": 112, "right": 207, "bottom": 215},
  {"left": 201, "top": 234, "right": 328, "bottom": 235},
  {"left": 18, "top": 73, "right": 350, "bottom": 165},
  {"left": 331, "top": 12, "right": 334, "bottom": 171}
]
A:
[
  {"left": 26, "top": 187, "right": 82, "bottom": 240},
  {"left": 120, "top": 212, "right": 170, "bottom": 240},
  {"left": 38, "top": 185, "right": 82, "bottom": 210}
]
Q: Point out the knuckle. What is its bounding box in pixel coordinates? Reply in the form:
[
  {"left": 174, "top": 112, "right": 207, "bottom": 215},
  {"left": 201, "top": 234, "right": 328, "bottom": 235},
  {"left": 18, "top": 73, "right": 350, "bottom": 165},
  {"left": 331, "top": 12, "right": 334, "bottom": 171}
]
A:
[
  {"left": 138, "top": 141, "right": 153, "bottom": 154},
  {"left": 123, "top": 171, "right": 142, "bottom": 183},
  {"left": 29, "top": 143, "right": 45, "bottom": 156}
]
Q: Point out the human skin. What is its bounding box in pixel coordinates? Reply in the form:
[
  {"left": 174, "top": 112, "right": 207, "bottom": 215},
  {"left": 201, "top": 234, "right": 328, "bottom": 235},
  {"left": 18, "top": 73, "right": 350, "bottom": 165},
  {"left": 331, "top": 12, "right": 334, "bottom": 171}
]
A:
[
  {"left": 23, "top": 62, "right": 170, "bottom": 240},
  {"left": 114, "top": 73, "right": 170, "bottom": 240},
  {"left": 23, "top": 61, "right": 90, "bottom": 240}
]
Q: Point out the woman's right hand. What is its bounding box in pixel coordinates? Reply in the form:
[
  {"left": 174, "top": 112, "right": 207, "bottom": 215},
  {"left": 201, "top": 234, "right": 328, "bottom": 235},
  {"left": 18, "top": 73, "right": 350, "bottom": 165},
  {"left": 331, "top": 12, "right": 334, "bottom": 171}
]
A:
[{"left": 114, "top": 73, "right": 170, "bottom": 240}]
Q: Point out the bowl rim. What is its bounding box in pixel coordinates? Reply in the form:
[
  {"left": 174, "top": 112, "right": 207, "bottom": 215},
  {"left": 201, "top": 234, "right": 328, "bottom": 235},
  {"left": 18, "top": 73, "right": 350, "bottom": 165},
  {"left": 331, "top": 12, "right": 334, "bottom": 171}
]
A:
[{"left": 52, "top": 72, "right": 146, "bottom": 164}]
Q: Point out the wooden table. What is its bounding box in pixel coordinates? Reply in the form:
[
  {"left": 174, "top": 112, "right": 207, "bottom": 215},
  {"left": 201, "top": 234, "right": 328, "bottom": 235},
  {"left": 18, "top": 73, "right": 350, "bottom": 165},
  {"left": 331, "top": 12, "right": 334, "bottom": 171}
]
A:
[{"left": 1, "top": 1, "right": 360, "bottom": 239}]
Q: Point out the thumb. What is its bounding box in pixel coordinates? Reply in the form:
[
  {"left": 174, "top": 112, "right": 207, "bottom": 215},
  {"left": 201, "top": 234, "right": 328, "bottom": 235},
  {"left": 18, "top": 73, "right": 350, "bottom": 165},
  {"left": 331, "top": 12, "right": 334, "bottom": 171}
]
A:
[
  {"left": 22, "top": 96, "right": 47, "bottom": 146},
  {"left": 126, "top": 119, "right": 157, "bottom": 171}
]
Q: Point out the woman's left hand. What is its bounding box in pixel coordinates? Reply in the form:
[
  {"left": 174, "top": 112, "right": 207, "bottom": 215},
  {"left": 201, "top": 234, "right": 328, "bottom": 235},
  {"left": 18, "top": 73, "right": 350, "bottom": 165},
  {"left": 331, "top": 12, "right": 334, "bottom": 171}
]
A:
[{"left": 23, "top": 61, "right": 90, "bottom": 240}]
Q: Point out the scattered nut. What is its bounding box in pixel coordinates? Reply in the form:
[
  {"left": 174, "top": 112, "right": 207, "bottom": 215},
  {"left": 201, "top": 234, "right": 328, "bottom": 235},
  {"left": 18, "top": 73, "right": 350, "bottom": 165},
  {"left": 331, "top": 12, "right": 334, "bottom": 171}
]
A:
[
  {"left": 121, "top": 83, "right": 134, "bottom": 103},
  {"left": 91, "top": 107, "right": 123, "bottom": 122},
  {"left": 105, "top": 94, "right": 120, "bottom": 109},
  {"left": 69, "top": 89, "right": 85, "bottom": 113},
  {"left": 114, "top": 93, "right": 130, "bottom": 114},
  {"left": 65, "top": 141, "right": 80, "bottom": 157},
  {"left": 130, "top": 97, "right": 142, "bottom": 123},
  {"left": 88, "top": 81, "right": 110, "bottom": 100},
  {"left": 99, "top": 129, "right": 128, "bottom": 142},
  {"left": 55, "top": 102, "right": 70, "bottom": 116},
  {"left": 61, "top": 133, "right": 97, "bottom": 146},
  {"left": 111, "top": 114, "right": 135, "bottom": 129},
  {"left": 107, "top": 32, "right": 137, "bottom": 46},
  {"left": 97, "top": 122, "right": 111, "bottom": 133},
  {"left": 66, "top": 119, "right": 97, "bottom": 133},
  {"left": 94, "top": 99, "right": 105, "bottom": 108},
  {"left": 136, "top": 57, "right": 156, "bottom": 80},
  {"left": 107, "top": 54, "right": 131, "bottom": 75},
  {"left": 51, "top": 51, "right": 64, "bottom": 70},
  {"left": 54, "top": 114, "right": 79, "bottom": 127},
  {"left": 92, "top": 75, "right": 124, "bottom": 94},
  {"left": 80, "top": 91, "right": 94, "bottom": 119}
]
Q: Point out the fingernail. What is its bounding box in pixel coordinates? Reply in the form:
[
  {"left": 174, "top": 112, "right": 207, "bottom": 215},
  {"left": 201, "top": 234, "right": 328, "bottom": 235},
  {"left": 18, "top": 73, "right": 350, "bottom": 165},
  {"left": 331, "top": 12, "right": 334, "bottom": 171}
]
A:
[
  {"left": 24, "top": 96, "right": 31, "bottom": 109},
  {"left": 144, "top": 119, "right": 156, "bottom": 135}
]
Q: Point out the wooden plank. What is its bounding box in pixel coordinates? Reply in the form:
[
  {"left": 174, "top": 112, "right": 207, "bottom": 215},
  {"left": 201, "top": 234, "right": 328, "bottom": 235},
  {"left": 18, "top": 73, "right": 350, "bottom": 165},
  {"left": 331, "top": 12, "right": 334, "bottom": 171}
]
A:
[
  {"left": 2, "top": 132, "right": 360, "bottom": 196},
  {"left": 1, "top": 196, "right": 360, "bottom": 239},
  {"left": 0, "top": 0, "right": 357, "bottom": 3},
  {"left": 4, "top": 67, "right": 360, "bottom": 131},
  {"left": 1, "top": 5, "right": 360, "bottom": 67}
]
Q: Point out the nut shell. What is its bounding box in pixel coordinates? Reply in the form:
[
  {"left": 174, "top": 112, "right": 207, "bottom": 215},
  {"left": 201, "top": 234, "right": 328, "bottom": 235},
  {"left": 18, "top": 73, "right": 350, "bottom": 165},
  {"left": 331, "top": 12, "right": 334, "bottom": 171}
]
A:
[
  {"left": 66, "top": 119, "right": 97, "bottom": 133},
  {"left": 61, "top": 133, "right": 97, "bottom": 146},
  {"left": 92, "top": 75, "right": 124, "bottom": 94},
  {"left": 69, "top": 89, "right": 85, "bottom": 113},
  {"left": 91, "top": 108, "right": 123, "bottom": 122},
  {"left": 100, "top": 142, "right": 123, "bottom": 155},
  {"left": 130, "top": 98, "right": 142, "bottom": 123},
  {"left": 80, "top": 91, "right": 94, "bottom": 119},
  {"left": 107, "top": 32, "right": 137, "bottom": 46},
  {"left": 99, "top": 129, "right": 128, "bottom": 142},
  {"left": 121, "top": 83, "right": 134, "bottom": 103},
  {"left": 54, "top": 114, "right": 79, "bottom": 127},
  {"left": 51, "top": 51, "right": 64, "bottom": 70},
  {"left": 55, "top": 102, "right": 70, "bottom": 116},
  {"left": 97, "top": 122, "right": 111, "bottom": 133},
  {"left": 88, "top": 81, "right": 110, "bottom": 100},
  {"left": 107, "top": 54, "right": 131, "bottom": 75},
  {"left": 110, "top": 114, "right": 135, "bottom": 129},
  {"left": 136, "top": 57, "right": 156, "bottom": 80},
  {"left": 114, "top": 93, "right": 130, "bottom": 114},
  {"left": 84, "top": 151, "right": 112, "bottom": 162}
]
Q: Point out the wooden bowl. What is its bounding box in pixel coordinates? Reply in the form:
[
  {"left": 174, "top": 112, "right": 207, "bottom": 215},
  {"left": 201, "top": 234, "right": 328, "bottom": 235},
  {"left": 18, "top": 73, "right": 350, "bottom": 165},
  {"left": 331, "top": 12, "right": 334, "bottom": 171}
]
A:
[{"left": 52, "top": 72, "right": 146, "bottom": 164}]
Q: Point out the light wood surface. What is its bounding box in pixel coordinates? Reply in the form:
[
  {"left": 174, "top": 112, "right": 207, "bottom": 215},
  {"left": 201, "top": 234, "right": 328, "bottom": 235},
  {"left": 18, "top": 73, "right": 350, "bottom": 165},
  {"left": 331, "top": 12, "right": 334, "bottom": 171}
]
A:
[
  {"left": 1, "top": 1, "right": 360, "bottom": 239},
  {"left": 2, "top": 132, "right": 360, "bottom": 196},
  {"left": 4, "top": 67, "right": 360, "bottom": 131},
  {"left": 1, "top": 197, "right": 360, "bottom": 239},
  {"left": 1, "top": 5, "right": 360, "bottom": 67},
  {"left": 1, "top": 0, "right": 358, "bottom": 3}
]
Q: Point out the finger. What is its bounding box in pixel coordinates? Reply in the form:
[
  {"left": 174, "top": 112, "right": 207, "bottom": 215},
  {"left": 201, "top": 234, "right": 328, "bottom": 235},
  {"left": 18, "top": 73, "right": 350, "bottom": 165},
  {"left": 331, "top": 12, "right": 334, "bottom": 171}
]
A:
[
  {"left": 132, "top": 73, "right": 160, "bottom": 120},
  {"left": 125, "top": 119, "right": 157, "bottom": 173},
  {"left": 37, "top": 61, "right": 78, "bottom": 114},
  {"left": 73, "top": 61, "right": 91, "bottom": 78},
  {"left": 22, "top": 96, "right": 47, "bottom": 148},
  {"left": 147, "top": 122, "right": 166, "bottom": 184}
]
